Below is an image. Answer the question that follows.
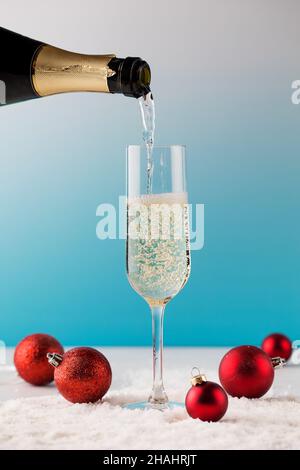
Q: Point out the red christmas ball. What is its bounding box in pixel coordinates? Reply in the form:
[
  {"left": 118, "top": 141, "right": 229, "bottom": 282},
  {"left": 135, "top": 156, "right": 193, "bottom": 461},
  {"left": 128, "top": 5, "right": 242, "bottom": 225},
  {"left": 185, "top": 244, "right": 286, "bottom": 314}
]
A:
[
  {"left": 262, "top": 333, "right": 292, "bottom": 361},
  {"left": 49, "top": 347, "right": 112, "bottom": 404},
  {"left": 219, "top": 345, "right": 274, "bottom": 399},
  {"left": 14, "top": 333, "right": 64, "bottom": 386},
  {"left": 185, "top": 374, "right": 228, "bottom": 422}
]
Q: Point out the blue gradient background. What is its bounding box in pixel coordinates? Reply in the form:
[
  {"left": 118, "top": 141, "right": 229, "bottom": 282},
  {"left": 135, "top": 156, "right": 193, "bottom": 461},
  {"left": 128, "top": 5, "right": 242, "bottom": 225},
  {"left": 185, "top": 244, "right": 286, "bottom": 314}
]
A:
[{"left": 0, "top": 0, "right": 299, "bottom": 346}]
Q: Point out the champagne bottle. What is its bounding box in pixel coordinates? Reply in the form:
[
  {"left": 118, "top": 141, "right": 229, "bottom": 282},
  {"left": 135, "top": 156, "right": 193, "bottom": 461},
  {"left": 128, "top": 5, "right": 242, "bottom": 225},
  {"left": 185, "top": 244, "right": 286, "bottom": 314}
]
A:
[{"left": 0, "top": 27, "right": 151, "bottom": 106}]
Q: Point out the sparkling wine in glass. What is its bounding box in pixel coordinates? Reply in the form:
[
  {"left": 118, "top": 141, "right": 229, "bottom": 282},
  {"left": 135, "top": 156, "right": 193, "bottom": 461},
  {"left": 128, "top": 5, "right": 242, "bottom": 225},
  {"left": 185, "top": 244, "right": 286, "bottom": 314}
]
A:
[{"left": 125, "top": 145, "right": 191, "bottom": 410}]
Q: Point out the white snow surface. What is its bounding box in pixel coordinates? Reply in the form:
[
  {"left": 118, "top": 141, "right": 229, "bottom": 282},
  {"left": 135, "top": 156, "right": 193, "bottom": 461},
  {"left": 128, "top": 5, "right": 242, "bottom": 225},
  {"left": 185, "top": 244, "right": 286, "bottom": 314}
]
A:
[{"left": 0, "top": 361, "right": 299, "bottom": 450}]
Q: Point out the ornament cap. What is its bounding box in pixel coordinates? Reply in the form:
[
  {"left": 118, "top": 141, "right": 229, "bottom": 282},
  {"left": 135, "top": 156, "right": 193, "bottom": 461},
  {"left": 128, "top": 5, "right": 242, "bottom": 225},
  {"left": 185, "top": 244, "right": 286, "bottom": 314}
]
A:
[
  {"left": 191, "top": 367, "right": 207, "bottom": 386},
  {"left": 271, "top": 356, "right": 286, "bottom": 368},
  {"left": 47, "top": 352, "right": 63, "bottom": 368}
]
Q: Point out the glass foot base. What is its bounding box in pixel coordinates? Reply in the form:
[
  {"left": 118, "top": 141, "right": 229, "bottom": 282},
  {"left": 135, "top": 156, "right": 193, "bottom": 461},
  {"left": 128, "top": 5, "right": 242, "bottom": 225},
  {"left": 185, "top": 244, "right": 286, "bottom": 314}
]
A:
[{"left": 123, "top": 401, "right": 184, "bottom": 411}]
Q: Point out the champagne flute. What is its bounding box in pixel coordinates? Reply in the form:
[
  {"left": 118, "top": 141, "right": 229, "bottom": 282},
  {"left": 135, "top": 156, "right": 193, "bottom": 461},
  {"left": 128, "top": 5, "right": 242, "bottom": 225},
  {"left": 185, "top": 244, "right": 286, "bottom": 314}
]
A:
[{"left": 125, "top": 145, "right": 191, "bottom": 410}]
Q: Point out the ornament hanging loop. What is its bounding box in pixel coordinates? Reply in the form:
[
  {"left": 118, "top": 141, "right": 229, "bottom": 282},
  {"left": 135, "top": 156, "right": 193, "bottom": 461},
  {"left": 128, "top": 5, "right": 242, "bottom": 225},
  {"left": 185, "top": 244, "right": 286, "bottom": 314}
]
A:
[
  {"left": 47, "top": 352, "right": 63, "bottom": 368},
  {"left": 190, "top": 367, "right": 207, "bottom": 386},
  {"left": 271, "top": 356, "right": 286, "bottom": 369},
  {"left": 191, "top": 366, "right": 201, "bottom": 377}
]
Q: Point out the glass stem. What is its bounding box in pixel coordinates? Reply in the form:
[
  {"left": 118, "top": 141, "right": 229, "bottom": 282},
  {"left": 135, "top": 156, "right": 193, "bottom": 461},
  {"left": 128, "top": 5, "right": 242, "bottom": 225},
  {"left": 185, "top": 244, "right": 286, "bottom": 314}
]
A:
[{"left": 148, "top": 304, "right": 168, "bottom": 406}]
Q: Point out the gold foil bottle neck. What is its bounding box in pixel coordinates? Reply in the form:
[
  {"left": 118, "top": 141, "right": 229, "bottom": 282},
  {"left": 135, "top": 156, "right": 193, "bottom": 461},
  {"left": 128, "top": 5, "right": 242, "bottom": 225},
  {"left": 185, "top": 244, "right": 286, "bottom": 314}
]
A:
[{"left": 32, "top": 45, "right": 115, "bottom": 96}]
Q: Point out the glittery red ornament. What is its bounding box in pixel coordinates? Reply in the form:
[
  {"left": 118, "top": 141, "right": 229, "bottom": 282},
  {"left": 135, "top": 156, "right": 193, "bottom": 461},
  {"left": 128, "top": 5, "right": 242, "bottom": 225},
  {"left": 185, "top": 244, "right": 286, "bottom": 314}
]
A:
[
  {"left": 48, "top": 347, "right": 112, "bottom": 404},
  {"left": 14, "top": 333, "right": 64, "bottom": 386},
  {"left": 262, "top": 333, "right": 292, "bottom": 361},
  {"left": 185, "top": 372, "right": 228, "bottom": 422},
  {"left": 218, "top": 345, "right": 284, "bottom": 399}
]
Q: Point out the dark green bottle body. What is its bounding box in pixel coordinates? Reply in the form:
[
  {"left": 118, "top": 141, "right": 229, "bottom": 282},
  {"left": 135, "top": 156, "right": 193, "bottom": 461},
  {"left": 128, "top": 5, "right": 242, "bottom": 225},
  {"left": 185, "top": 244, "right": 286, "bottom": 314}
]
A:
[{"left": 0, "top": 27, "right": 42, "bottom": 105}]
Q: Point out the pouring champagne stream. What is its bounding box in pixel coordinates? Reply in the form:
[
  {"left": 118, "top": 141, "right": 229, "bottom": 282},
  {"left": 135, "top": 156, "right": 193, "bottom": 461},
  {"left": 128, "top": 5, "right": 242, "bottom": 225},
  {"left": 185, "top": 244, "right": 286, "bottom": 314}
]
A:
[{"left": 123, "top": 95, "right": 191, "bottom": 410}]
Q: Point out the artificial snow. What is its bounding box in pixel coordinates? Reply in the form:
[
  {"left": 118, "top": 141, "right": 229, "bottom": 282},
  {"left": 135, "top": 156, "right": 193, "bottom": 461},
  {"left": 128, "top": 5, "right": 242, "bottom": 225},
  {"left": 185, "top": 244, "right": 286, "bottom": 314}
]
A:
[{"left": 0, "top": 366, "right": 299, "bottom": 450}]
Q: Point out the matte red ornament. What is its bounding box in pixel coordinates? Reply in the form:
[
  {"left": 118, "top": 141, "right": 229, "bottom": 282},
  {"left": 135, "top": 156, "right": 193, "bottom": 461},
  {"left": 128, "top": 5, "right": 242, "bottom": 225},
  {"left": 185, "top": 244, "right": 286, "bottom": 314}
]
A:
[
  {"left": 219, "top": 345, "right": 277, "bottom": 399},
  {"left": 262, "top": 333, "right": 292, "bottom": 361},
  {"left": 185, "top": 372, "right": 228, "bottom": 422},
  {"left": 14, "top": 333, "right": 64, "bottom": 386},
  {"left": 48, "top": 347, "right": 112, "bottom": 404}
]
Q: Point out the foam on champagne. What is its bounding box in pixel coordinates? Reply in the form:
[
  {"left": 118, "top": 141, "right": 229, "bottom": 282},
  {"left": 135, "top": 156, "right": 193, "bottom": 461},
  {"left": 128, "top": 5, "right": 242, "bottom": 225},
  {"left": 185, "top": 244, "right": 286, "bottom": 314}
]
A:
[{"left": 128, "top": 191, "right": 188, "bottom": 206}]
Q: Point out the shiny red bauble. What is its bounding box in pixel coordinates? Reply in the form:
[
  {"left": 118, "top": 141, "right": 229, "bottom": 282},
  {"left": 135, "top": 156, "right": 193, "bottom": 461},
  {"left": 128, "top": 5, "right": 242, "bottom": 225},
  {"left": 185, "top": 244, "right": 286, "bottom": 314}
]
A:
[
  {"left": 219, "top": 345, "right": 275, "bottom": 399},
  {"left": 262, "top": 333, "right": 292, "bottom": 361},
  {"left": 50, "top": 347, "right": 112, "bottom": 404},
  {"left": 185, "top": 377, "right": 228, "bottom": 422},
  {"left": 14, "top": 333, "right": 64, "bottom": 386}
]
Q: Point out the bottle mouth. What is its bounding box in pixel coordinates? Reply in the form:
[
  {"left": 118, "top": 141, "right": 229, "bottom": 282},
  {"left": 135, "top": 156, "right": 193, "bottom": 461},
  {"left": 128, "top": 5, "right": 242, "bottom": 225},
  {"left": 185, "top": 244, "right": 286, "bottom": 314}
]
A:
[{"left": 107, "top": 57, "right": 151, "bottom": 98}]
